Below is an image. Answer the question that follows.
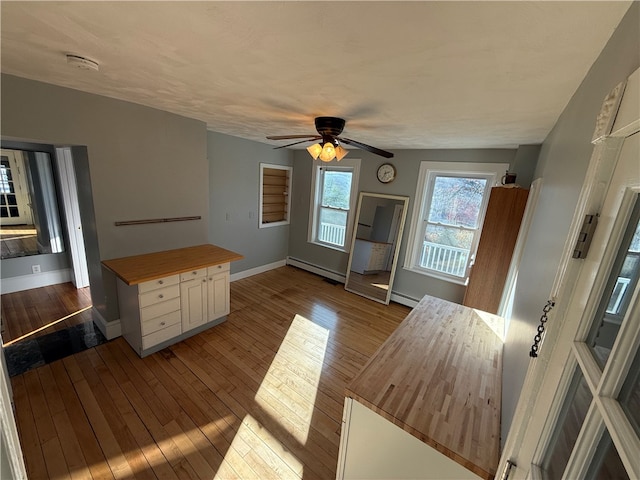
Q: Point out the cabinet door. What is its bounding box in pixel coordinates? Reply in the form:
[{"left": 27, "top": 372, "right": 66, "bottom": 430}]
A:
[
  {"left": 180, "top": 277, "right": 207, "bottom": 331},
  {"left": 207, "top": 271, "right": 230, "bottom": 321}
]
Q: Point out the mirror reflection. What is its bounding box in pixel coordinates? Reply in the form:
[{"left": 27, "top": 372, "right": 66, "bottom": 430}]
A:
[
  {"left": 345, "top": 192, "right": 409, "bottom": 304},
  {"left": 1, "top": 148, "right": 65, "bottom": 259}
]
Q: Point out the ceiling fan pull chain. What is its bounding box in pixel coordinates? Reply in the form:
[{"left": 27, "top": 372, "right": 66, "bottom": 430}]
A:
[{"left": 529, "top": 299, "right": 555, "bottom": 358}]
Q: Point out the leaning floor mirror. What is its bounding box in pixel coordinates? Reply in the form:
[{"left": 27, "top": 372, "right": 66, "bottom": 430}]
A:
[{"left": 345, "top": 192, "right": 409, "bottom": 304}]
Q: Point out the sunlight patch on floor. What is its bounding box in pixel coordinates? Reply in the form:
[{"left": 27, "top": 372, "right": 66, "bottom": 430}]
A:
[
  {"left": 255, "top": 314, "right": 330, "bottom": 444},
  {"left": 214, "top": 414, "right": 305, "bottom": 479}
]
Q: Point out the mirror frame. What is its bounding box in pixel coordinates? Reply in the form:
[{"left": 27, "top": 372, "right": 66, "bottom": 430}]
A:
[{"left": 344, "top": 192, "right": 409, "bottom": 305}]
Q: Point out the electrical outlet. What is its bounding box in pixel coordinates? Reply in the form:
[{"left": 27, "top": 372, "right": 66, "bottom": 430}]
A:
[{"left": 32, "top": 265, "right": 41, "bottom": 274}]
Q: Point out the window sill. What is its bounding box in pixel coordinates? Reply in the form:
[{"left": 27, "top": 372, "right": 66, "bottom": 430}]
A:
[
  {"left": 309, "top": 240, "right": 349, "bottom": 254},
  {"left": 402, "top": 265, "right": 469, "bottom": 286}
]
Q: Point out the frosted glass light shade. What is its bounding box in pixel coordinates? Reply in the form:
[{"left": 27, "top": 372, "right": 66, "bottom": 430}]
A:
[
  {"left": 319, "top": 142, "right": 336, "bottom": 162},
  {"left": 335, "top": 145, "right": 348, "bottom": 161},
  {"left": 307, "top": 143, "right": 322, "bottom": 160}
]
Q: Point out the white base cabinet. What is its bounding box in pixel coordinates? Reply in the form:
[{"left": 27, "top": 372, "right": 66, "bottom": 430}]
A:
[
  {"left": 117, "top": 262, "right": 231, "bottom": 357},
  {"left": 337, "top": 398, "right": 481, "bottom": 480}
]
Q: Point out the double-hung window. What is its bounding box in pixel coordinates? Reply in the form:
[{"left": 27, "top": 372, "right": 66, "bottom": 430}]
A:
[
  {"left": 404, "top": 161, "right": 508, "bottom": 284},
  {"left": 309, "top": 158, "right": 360, "bottom": 252}
]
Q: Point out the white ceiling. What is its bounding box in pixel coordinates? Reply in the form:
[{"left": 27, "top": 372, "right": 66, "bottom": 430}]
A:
[{"left": 0, "top": 1, "right": 632, "bottom": 152}]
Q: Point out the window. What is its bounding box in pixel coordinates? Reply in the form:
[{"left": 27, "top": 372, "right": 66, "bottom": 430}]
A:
[
  {"left": 259, "top": 163, "right": 292, "bottom": 228},
  {"left": 404, "top": 161, "right": 508, "bottom": 284},
  {"left": 308, "top": 158, "right": 360, "bottom": 251}
]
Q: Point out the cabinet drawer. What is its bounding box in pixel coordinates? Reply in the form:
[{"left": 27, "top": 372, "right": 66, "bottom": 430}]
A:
[
  {"left": 139, "top": 284, "right": 180, "bottom": 308},
  {"left": 141, "top": 322, "right": 182, "bottom": 350},
  {"left": 138, "top": 274, "right": 180, "bottom": 294},
  {"left": 180, "top": 268, "right": 207, "bottom": 281},
  {"left": 207, "top": 263, "right": 230, "bottom": 274},
  {"left": 140, "top": 297, "right": 181, "bottom": 322},
  {"left": 141, "top": 310, "right": 181, "bottom": 336}
]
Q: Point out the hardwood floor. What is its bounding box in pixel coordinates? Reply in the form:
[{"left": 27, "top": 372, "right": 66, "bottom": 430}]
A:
[
  {"left": 8, "top": 266, "right": 411, "bottom": 479},
  {"left": 1, "top": 282, "right": 93, "bottom": 346}
]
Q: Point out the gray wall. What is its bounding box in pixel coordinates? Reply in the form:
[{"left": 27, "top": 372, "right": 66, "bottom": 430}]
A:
[
  {"left": 207, "top": 131, "right": 293, "bottom": 273},
  {"left": 288, "top": 146, "right": 538, "bottom": 304},
  {"left": 1, "top": 74, "right": 209, "bottom": 322},
  {"left": 501, "top": 2, "right": 640, "bottom": 440}
]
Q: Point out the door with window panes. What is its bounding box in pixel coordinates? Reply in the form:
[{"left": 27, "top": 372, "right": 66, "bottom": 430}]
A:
[
  {"left": 498, "top": 69, "right": 639, "bottom": 480},
  {"left": 0, "top": 150, "right": 33, "bottom": 225}
]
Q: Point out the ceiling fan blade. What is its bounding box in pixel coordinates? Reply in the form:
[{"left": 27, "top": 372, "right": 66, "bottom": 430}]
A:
[
  {"left": 338, "top": 137, "right": 394, "bottom": 158},
  {"left": 266, "top": 134, "right": 319, "bottom": 140},
  {"left": 273, "top": 138, "right": 320, "bottom": 149}
]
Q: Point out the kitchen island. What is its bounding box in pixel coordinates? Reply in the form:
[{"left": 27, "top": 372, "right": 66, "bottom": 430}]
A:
[
  {"left": 103, "top": 244, "right": 243, "bottom": 357},
  {"left": 337, "top": 294, "right": 504, "bottom": 480}
]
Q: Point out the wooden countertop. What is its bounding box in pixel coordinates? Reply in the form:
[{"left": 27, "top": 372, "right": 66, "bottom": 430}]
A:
[
  {"left": 345, "top": 294, "right": 503, "bottom": 480},
  {"left": 102, "top": 244, "right": 243, "bottom": 285}
]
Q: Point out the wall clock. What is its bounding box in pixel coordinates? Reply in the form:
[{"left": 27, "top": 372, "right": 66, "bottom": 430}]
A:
[{"left": 377, "top": 163, "right": 396, "bottom": 183}]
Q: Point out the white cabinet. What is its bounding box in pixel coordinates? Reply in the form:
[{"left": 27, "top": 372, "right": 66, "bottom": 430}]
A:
[
  {"left": 337, "top": 398, "right": 481, "bottom": 480},
  {"left": 116, "top": 262, "right": 231, "bottom": 357},
  {"left": 180, "top": 263, "right": 230, "bottom": 332},
  {"left": 350, "top": 239, "right": 391, "bottom": 274}
]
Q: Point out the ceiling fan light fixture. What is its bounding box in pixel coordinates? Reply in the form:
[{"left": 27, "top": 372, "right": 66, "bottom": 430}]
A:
[
  {"left": 319, "top": 142, "right": 336, "bottom": 162},
  {"left": 306, "top": 143, "right": 322, "bottom": 160}
]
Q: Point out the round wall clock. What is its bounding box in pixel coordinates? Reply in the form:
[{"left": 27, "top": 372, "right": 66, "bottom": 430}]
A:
[{"left": 376, "top": 163, "right": 396, "bottom": 183}]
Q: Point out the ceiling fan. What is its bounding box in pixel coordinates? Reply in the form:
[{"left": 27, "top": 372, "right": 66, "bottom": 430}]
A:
[{"left": 266, "top": 116, "right": 394, "bottom": 161}]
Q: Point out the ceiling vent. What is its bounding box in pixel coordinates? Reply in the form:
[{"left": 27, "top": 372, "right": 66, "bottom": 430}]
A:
[{"left": 66, "top": 54, "right": 99, "bottom": 71}]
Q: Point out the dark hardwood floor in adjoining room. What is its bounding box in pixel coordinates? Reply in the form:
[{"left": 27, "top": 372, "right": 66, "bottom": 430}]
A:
[
  {"left": 1, "top": 282, "right": 93, "bottom": 345},
  {"left": 6, "top": 266, "right": 411, "bottom": 479}
]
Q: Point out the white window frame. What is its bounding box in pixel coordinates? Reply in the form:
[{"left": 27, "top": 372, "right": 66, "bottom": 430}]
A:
[
  {"left": 308, "top": 157, "right": 361, "bottom": 253},
  {"left": 403, "top": 161, "right": 508, "bottom": 285}
]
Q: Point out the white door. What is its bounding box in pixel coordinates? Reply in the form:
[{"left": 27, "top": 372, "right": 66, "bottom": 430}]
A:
[
  {"left": 499, "top": 69, "right": 640, "bottom": 479},
  {"left": 56, "top": 147, "right": 90, "bottom": 288}
]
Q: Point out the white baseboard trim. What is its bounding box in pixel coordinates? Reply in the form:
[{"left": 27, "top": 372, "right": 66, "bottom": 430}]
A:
[
  {"left": 230, "top": 260, "right": 287, "bottom": 282},
  {"left": 287, "top": 257, "right": 421, "bottom": 308},
  {"left": 91, "top": 307, "right": 121, "bottom": 340},
  {"left": 286, "top": 257, "right": 346, "bottom": 283},
  {"left": 389, "top": 293, "right": 420, "bottom": 308},
  {"left": 0, "top": 268, "right": 72, "bottom": 294}
]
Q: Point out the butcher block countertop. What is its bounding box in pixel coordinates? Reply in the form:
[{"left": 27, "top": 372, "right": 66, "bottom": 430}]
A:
[
  {"left": 102, "top": 244, "right": 243, "bottom": 285},
  {"left": 345, "top": 294, "right": 504, "bottom": 480}
]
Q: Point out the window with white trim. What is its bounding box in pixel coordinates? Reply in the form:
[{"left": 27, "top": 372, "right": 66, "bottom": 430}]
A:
[
  {"left": 404, "top": 162, "right": 508, "bottom": 284},
  {"left": 308, "top": 158, "right": 360, "bottom": 252}
]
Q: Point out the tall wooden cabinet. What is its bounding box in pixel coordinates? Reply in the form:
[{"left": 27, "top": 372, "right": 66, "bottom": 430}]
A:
[{"left": 463, "top": 186, "right": 529, "bottom": 314}]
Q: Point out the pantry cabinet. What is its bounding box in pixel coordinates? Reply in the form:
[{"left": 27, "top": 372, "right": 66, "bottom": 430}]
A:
[{"left": 103, "top": 244, "right": 242, "bottom": 357}]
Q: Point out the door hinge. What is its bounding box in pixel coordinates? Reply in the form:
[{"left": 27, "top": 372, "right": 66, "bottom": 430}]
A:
[
  {"left": 573, "top": 214, "right": 598, "bottom": 259},
  {"left": 500, "top": 460, "right": 517, "bottom": 480}
]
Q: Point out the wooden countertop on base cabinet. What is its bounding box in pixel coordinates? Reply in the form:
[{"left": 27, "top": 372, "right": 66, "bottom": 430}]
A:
[
  {"left": 345, "top": 294, "right": 504, "bottom": 480},
  {"left": 102, "top": 244, "right": 244, "bottom": 285}
]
